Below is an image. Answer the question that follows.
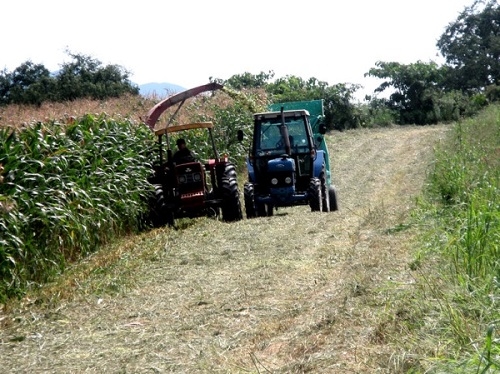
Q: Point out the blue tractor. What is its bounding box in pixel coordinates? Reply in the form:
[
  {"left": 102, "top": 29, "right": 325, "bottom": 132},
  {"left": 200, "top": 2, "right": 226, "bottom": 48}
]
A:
[{"left": 238, "top": 99, "right": 338, "bottom": 217}]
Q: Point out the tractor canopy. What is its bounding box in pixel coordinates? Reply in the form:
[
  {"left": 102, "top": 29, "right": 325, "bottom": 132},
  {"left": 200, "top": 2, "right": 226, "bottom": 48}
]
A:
[{"left": 154, "top": 122, "right": 214, "bottom": 137}]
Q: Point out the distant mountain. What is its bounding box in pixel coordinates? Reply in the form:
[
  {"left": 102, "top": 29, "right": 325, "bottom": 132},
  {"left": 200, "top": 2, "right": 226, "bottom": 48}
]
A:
[{"left": 138, "top": 82, "right": 186, "bottom": 97}]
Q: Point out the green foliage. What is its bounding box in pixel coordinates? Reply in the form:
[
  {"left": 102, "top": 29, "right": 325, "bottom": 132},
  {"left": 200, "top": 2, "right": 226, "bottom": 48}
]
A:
[
  {"left": 218, "top": 72, "right": 362, "bottom": 131},
  {"left": 366, "top": 61, "right": 488, "bottom": 124},
  {"left": 419, "top": 103, "right": 500, "bottom": 370},
  {"left": 265, "top": 75, "right": 361, "bottom": 130},
  {"left": 0, "top": 51, "right": 139, "bottom": 106},
  {"left": 357, "top": 98, "right": 397, "bottom": 127},
  {"left": 0, "top": 62, "right": 56, "bottom": 106},
  {"left": 0, "top": 116, "right": 155, "bottom": 302},
  {"left": 366, "top": 2, "right": 499, "bottom": 125},
  {"left": 222, "top": 71, "right": 275, "bottom": 90},
  {"left": 429, "top": 111, "right": 500, "bottom": 280},
  {"left": 55, "top": 50, "right": 139, "bottom": 101},
  {"left": 437, "top": 0, "right": 500, "bottom": 91},
  {"left": 185, "top": 89, "right": 266, "bottom": 171},
  {"left": 366, "top": 61, "right": 444, "bottom": 124},
  {"left": 485, "top": 84, "right": 500, "bottom": 102}
]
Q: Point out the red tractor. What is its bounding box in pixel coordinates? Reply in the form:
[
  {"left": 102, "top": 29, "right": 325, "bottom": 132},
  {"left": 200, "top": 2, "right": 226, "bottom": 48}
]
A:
[{"left": 143, "top": 83, "right": 242, "bottom": 227}]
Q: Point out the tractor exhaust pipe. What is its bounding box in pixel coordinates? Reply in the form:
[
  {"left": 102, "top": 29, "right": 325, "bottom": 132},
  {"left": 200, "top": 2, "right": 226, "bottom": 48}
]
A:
[{"left": 280, "top": 107, "right": 291, "bottom": 156}]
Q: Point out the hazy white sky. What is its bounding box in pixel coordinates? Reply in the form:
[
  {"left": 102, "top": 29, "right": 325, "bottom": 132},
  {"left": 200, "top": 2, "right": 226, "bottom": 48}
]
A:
[{"left": 2, "top": 0, "right": 474, "bottom": 100}]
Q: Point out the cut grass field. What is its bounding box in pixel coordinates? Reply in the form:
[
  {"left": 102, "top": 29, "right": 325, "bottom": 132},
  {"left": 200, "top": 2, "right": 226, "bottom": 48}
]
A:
[{"left": 0, "top": 123, "right": 450, "bottom": 372}]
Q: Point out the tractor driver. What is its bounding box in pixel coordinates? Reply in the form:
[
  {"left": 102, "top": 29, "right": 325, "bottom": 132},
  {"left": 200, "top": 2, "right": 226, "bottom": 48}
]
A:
[{"left": 172, "top": 138, "right": 196, "bottom": 165}]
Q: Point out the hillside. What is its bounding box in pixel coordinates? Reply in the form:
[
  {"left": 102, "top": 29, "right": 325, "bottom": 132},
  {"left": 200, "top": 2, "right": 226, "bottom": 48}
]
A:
[{"left": 0, "top": 124, "right": 450, "bottom": 372}]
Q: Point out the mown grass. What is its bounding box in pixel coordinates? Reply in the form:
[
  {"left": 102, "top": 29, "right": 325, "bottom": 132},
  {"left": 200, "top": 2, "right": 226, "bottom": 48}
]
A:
[
  {"left": 408, "top": 104, "right": 500, "bottom": 372},
  {"left": 0, "top": 119, "right": 452, "bottom": 372}
]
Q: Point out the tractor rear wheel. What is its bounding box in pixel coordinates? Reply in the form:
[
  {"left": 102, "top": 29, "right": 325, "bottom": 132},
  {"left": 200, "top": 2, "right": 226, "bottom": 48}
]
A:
[
  {"left": 308, "top": 177, "right": 323, "bottom": 212},
  {"left": 224, "top": 163, "right": 237, "bottom": 180},
  {"left": 148, "top": 184, "right": 171, "bottom": 227},
  {"left": 221, "top": 177, "right": 243, "bottom": 222},
  {"left": 244, "top": 182, "right": 257, "bottom": 218}
]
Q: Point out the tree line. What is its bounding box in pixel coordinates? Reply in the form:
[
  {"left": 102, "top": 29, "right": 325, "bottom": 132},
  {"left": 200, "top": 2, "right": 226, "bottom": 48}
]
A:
[
  {"left": 217, "top": 0, "right": 499, "bottom": 129},
  {"left": 0, "top": 50, "right": 139, "bottom": 106},
  {"left": 1, "top": 0, "right": 498, "bottom": 129}
]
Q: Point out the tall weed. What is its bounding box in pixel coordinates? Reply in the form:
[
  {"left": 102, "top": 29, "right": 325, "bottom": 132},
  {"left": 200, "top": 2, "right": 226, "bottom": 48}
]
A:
[{"left": 419, "top": 104, "right": 500, "bottom": 371}]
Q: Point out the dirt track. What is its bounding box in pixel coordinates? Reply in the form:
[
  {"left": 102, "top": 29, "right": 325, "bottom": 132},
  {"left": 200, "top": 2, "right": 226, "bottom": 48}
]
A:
[{"left": 0, "top": 125, "right": 449, "bottom": 373}]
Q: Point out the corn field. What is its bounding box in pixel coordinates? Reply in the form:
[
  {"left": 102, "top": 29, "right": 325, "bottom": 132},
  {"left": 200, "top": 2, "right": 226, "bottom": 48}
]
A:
[{"left": 0, "top": 115, "right": 156, "bottom": 301}]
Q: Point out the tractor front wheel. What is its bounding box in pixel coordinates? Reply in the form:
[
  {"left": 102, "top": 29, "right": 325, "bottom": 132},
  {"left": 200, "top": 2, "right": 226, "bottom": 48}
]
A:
[
  {"left": 244, "top": 182, "right": 257, "bottom": 218},
  {"left": 308, "top": 177, "right": 323, "bottom": 212},
  {"left": 221, "top": 177, "right": 243, "bottom": 222}
]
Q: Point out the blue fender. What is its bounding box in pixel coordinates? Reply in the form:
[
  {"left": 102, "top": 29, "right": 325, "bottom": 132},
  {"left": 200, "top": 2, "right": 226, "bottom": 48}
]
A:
[
  {"left": 246, "top": 158, "right": 256, "bottom": 183},
  {"left": 313, "top": 150, "right": 326, "bottom": 177}
]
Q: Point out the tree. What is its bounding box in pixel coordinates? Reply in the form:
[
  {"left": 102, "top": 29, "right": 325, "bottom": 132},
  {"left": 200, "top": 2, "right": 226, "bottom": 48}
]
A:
[
  {"left": 437, "top": 0, "right": 500, "bottom": 91},
  {"left": 366, "top": 61, "right": 450, "bottom": 124},
  {"left": 322, "top": 83, "right": 362, "bottom": 130},
  {"left": 0, "top": 51, "right": 140, "bottom": 106},
  {"left": 365, "top": 60, "right": 487, "bottom": 124},
  {"left": 0, "top": 69, "right": 12, "bottom": 105},
  {"left": 266, "top": 75, "right": 361, "bottom": 130},
  {"left": 0, "top": 61, "right": 56, "bottom": 106},
  {"left": 224, "top": 71, "right": 275, "bottom": 89},
  {"left": 56, "top": 50, "right": 139, "bottom": 101},
  {"left": 216, "top": 73, "right": 360, "bottom": 130}
]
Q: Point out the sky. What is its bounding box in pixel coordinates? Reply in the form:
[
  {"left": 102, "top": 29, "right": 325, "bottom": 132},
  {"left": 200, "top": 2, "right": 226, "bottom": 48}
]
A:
[{"left": 2, "top": 0, "right": 475, "bottom": 101}]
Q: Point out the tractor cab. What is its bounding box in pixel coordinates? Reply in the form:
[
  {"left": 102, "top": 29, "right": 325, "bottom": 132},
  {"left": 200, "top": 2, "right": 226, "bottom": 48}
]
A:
[{"left": 249, "top": 109, "right": 317, "bottom": 198}]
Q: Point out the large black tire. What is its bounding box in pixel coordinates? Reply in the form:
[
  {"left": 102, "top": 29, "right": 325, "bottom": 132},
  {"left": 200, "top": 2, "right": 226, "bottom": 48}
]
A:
[
  {"left": 221, "top": 177, "right": 243, "bottom": 222},
  {"left": 148, "top": 184, "right": 172, "bottom": 227},
  {"left": 243, "top": 182, "right": 257, "bottom": 218},
  {"left": 224, "top": 163, "right": 237, "bottom": 180},
  {"left": 329, "top": 185, "right": 339, "bottom": 212},
  {"left": 308, "top": 177, "right": 323, "bottom": 212},
  {"left": 320, "top": 164, "right": 330, "bottom": 212}
]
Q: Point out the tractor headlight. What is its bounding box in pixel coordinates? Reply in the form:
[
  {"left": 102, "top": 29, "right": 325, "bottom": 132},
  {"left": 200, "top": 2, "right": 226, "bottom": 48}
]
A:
[
  {"left": 271, "top": 178, "right": 278, "bottom": 185},
  {"left": 285, "top": 176, "right": 292, "bottom": 184},
  {"left": 193, "top": 172, "right": 202, "bottom": 182},
  {"left": 178, "top": 175, "right": 187, "bottom": 183}
]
